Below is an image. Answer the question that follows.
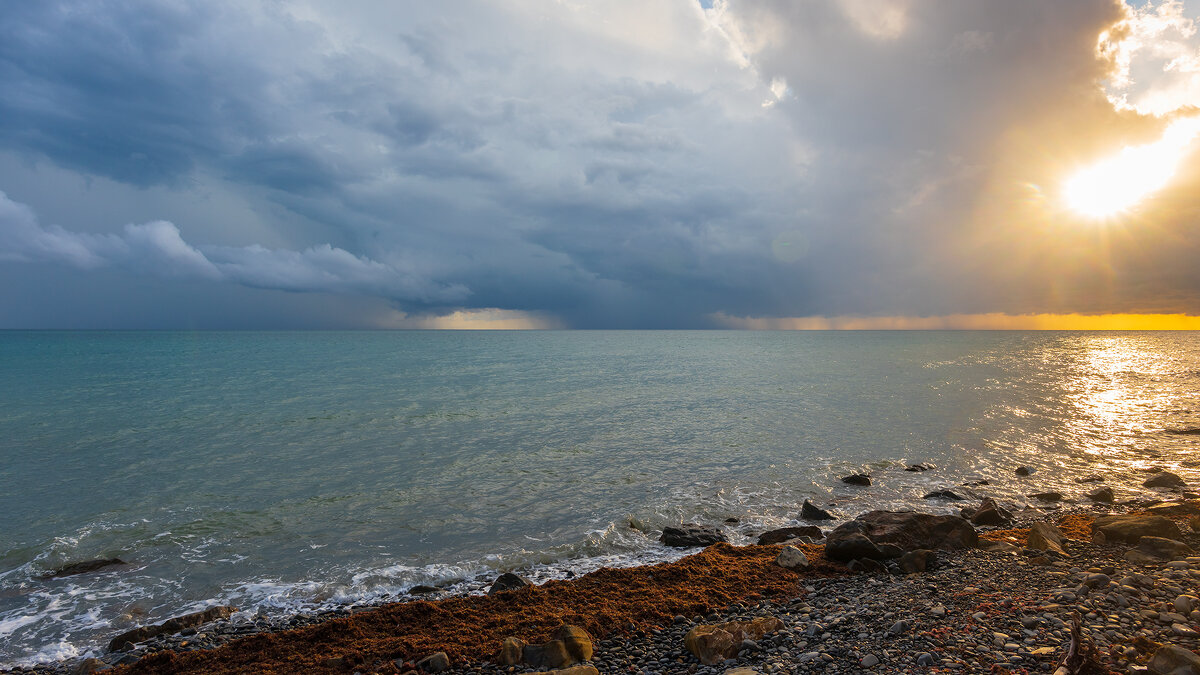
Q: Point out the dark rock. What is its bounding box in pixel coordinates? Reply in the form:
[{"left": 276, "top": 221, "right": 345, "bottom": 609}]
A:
[
  {"left": 800, "top": 500, "right": 836, "bottom": 521},
  {"left": 970, "top": 498, "right": 1013, "bottom": 526},
  {"left": 904, "top": 464, "right": 929, "bottom": 472},
  {"left": 827, "top": 510, "right": 977, "bottom": 558},
  {"left": 1029, "top": 491, "right": 1063, "bottom": 502},
  {"left": 1075, "top": 474, "right": 1105, "bottom": 483},
  {"left": 963, "top": 479, "right": 990, "bottom": 487},
  {"left": 108, "top": 606, "right": 236, "bottom": 652},
  {"left": 922, "top": 490, "right": 963, "bottom": 501},
  {"left": 825, "top": 532, "right": 883, "bottom": 562},
  {"left": 417, "top": 652, "right": 450, "bottom": 673},
  {"left": 756, "top": 526, "right": 824, "bottom": 545},
  {"left": 1137, "top": 536, "right": 1195, "bottom": 560},
  {"left": 1093, "top": 514, "right": 1183, "bottom": 544},
  {"left": 1145, "top": 472, "right": 1187, "bottom": 489},
  {"left": 1015, "top": 466, "right": 1032, "bottom": 476},
  {"left": 875, "top": 543, "right": 905, "bottom": 559},
  {"left": 898, "top": 549, "right": 935, "bottom": 573},
  {"left": 1146, "top": 501, "right": 1200, "bottom": 517},
  {"left": 497, "top": 637, "right": 526, "bottom": 666},
  {"left": 408, "top": 585, "right": 438, "bottom": 595},
  {"left": 660, "top": 524, "right": 727, "bottom": 548},
  {"left": 1147, "top": 643, "right": 1200, "bottom": 674},
  {"left": 552, "top": 624, "right": 594, "bottom": 664},
  {"left": 1165, "top": 427, "right": 1200, "bottom": 435},
  {"left": 42, "top": 558, "right": 127, "bottom": 579},
  {"left": 841, "top": 474, "right": 871, "bottom": 486},
  {"left": 1026, "top": 522, "right": 1066, "bottom": 556},
  {"left": 488, "top": 572, "right": 532, "bottom": 595},
  {"left": 724, "top": 517, "right": 740, "bottom": 524},
  {"left": 1086, "top": 487, "right": 1115, "bottom": 503},
  {"left": 847, "top": 557, "right": 887, "bottom": 573}
]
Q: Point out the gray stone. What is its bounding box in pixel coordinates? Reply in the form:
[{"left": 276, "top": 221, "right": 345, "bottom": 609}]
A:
[
  {"left": 775, "top": 546, "right": 809, "bottom": 570},
  {"left": 1148, "top": 644, "right": 1200, "bottom": 675},
  {"left": 660, "top": 524, "right": 727, "bottom": 548},
  {"left": 1026, "top": 522, "right": 1066, "bottom": 556},
  {"left": 860, "top": 653, "right": 879, "bottom": 667}
]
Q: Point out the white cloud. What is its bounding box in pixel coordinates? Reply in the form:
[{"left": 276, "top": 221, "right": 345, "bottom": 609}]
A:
[{"left": 1101, "top": 0, "right": 1200, "bottom": 115}]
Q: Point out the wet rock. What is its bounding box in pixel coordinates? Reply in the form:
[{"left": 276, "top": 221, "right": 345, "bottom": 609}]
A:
[
  {"left": 841, "top": 473, "right": 871, "bottom": 486},
  {"left": 922, "top": 490, "right": 963, "bottom": 501},
  {"left": 1029, "top": 491, "right": 1063, "bottom": 502},
  {"left": 905, "top": 464, "right": 930, "bottom": 472},
  {"left": 1086, "top": 486, "right": 1115, "bottom": 503},
  {"left": 800, "top": 500, "right": 836, "bottom": 521},
  {"left": 417, "top": 651, "right": 450, "bottom": 673},
  {"left": 970, "top": 498, "right": 1014, "bottom": 526},
  {"left": 1147, "top": 643, "right": 1200, "bottom": 674},
  {"left": 1145, "top": 472, "right": 1188, "bottom": 489},
  {"left": 684, "top": 617, "right": 783, "bottom": 665},
  {"left": 757, "top": 526, "right": 823, "bottom": 545},
  {"left": 1015, "top": 466, "right": 1032, "bottom": 476},
  {"left": 660, "top": 524, "right": 727, "bottom": 548},
  {"left": 1093, "top": 514, "right": 1183, "bottom": 544},
  {"left": 489, "top": 572, "right": 532, "bottom": 595},
  {"left": 775, "top": 545, "right": 809, "bottom": 570},
  {"left": 829, "top": 510, "right": 978, "bottom": 554},
  {"left": 42, "top": 558, "right": 127, "bottom": 579},
  {"left": 407, "top": 585, "right": 438, "bottom": 595},
  {"left": 1026, "top": 522, "right": 1066, "bottom": 556},
  {"left": 1075, "top": 474, "right": 1105, "bottom": 483},
  {"left": 108, "top": 606, "right": 236, "bottom": 652},
  {"left": 1137, "top": 537, "right": 1195, "bottom": 560},
  {"left": 898, "top": 549, "right": 935, "bottom": 573}
]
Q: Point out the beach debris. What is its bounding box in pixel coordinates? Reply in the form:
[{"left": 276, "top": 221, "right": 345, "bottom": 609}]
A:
[
  {"left": 1085, "top": 486, "right": 1114, "bottom": 503},
  {"left": 756, "top": 526, "right": 823, "bottom": 545},
  {"left": 1137, "top": 536, "right": 1195, "bottom": 561},
  {"left": 684, "top": 617, "right": 782, "bottom": 665},
  {"left": 800, "top": 499, "right": 836, "bottom": 521},
  {"left": 416, "top": 651, "right": 450, "bottom": 673},
  {"left": 1026, "top": 522, "right": 1067, "bottom": 556},
  {"left": 841, "top": 473, "right": 871, "bottom": 486},
  {"left": 1054, "top": 612, "right": 1107, "bottom": 675},
  {"left": 775, "top": 545, "right": 809, "bottom": 570},
  {"left": 1145, "top": 472, "right": 1188, "bottom": 489},
  {"left": 1092, "top": 514, "right": 1182, "bottom": 544},
  {"left": 488, "top": 572, "right": 532, "bottom": 595},
  {"left": 42, "top": 558, "right": 127, "bottom": 579},
  {"left": 922, "top": 489, "right": 964, "bottom": 501},
  {"left": 660, "top": 524, "right": 727, "bottom": 548},
  {"left": 1015, "top": 466, "right": 1033, "bottom": 476},
  {"left": 108, "top": 605, "right": 237, "bottom": 652}
]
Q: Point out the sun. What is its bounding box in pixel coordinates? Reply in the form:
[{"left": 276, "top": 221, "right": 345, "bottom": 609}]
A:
[{"left": 1064, "top": 116, "right": 1200, "bottom": 219}]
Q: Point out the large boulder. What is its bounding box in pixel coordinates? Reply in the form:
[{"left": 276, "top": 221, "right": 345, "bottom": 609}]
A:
[
  {"left": 1147, "top": 644, "right": 1200, "bottom": 675},
  {"left": 970, "top": 498, "right": 1013, "bottom": 526},
  {"left": 825, "top": 531, "right": 883, "bottom": 562},
  {"left": 1147, "top": 502, "right": 1200, "bottom": 518},
  {"left": 1145, "top": 472, "right": 1188, "bottom": 489},
  {"left": 1026, "top": 522, "right": 1066, "bottom": 556},
  {"left": 1093, "top": 514, "right": 1183, "bottom": 544},
  {"left": 109, "top": 606, "right": 236, "bottom": 652},
  {"left": 800, "top": 500, "right": 836, "bottom": 521},
  {"left": 498, "top": 626, "right": 593, "bottom": 669},
  {"left": 1086, "top": 487, "right": 1115, "bottom": 504},
  {"left": 842, "top": 474, "right": 871, "bottom": 486},
  {"left": 757, "top": 526, "right": 823, "bottom": 545},
  {"left": 42, "top": 558, "right": 127, "bottom": 579},
  {"left": 1138, "top": 537, "right": 1195, "bottom": 561},
  {"left": 684, "top": 617, "right": 783, "bottom": 665},
  {"left": 830, "top": 511, "right": 977, "bottom": 552},
  {"left": 660, "top": 524, "right": 726, "bottom": 548}
]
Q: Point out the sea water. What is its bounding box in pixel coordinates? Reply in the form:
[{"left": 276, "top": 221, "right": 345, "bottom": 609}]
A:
[{"left": 1, "top": 330, "right": 1198, "bottom": 666}]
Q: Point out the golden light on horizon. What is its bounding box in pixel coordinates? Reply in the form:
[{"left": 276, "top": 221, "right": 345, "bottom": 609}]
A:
[{"left": 1063, "top": 116, "right": 1200, "bottom": 218}]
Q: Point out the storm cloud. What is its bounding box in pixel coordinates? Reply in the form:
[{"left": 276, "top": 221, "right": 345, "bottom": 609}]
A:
[{"left": 2, "top": 0, "right": 1200, "bottom": 328}]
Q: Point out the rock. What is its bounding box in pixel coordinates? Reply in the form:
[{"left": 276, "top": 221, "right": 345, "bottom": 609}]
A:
[
  {"left": 1147, "top": 644, "right": 1200, "bottom": 674},
  {"left": 497, "top": 637, "right": 526, "bottom": 666},
  {"left": 1192, "top": 516, "right": 1200, "bottom": 533},
  {"left": 1075, "top": 475, "right": 1105, "bottom": 483},
  {"left": 930, "top": 604, "right": 946, "bottom": 617},
  {"left": 1026, "top": 522, "right": 1066, "bottom": 556},
  {"left": 800, "top": 500, "right": 835, "bottom": 521},
  {"left": 970, "top": 498, "right": 1013, "bottom": 526},
  {"left": 1145, "top": 472, "right": 1188, "bottom": 489},
  {"left": 660, "top": 524, "right": 727, "bottom": 548},
  {"left": 417, "top": 652, "right": 450, "bottom": 673},
  {"left": 875, "top": 543, "right": 904, "bottom": 559},
  {"left": 108, "top": 606, "right": 236, "bottom": 652},
  {"left": 1015, "top": 466, "right": 1032, "bottom": 476},
  {"left": 828, "top": 510, "right": 978, "bottom": 555},
  {"left": 905, "top": 464, "right": 929, "bottom": 472},
  {"left": 847, "top": 557, "right": 887, "bottom": 573},
  {"left": 42, "top": 558, "right": 127, "bottom": 579},
  {"left": 1176, "top": 595, "right": 1198, "bottom": 615},
  {"left": 1029, "top": 491, "right": 1063, "bottom": 502},
  {"left": 978, "top": 540, "right": 1021, "bottom": 553},
  {"left": 775, "top": 545, "right": 809, "bottom": 569},
  {"left": 916, "top": 652, "right": 935, "bottom": 666},
  {"left": 888, "top": 620, "right": 910, "bottom": 635},
  {"left": 408, "top": 585, "right": 438, "bottom": 595},
  {"left": 1093, "top": 514, "right": 1183, "bottom": 544},
  {"left": 1125, "top": 550, "right": 1161, "bottom": 565},
  {"left": 552, "top": 625, "right": 593, "bottom": 663},
  {"left": 1138, "top": 537, "right": 1195, "bottom": 560},
  {"left": 842, "top": 473, "right": 871, "bottom": 486},
  {"left": 1173, "top": 624, "right": 1200, "bottom": 639},
  {"left": 1148, "top": 502, "right": 1200, "bottom": 517},
  {"left": 825, "top": 532, "right": 883, "bottom": 562},
  {"left": 539, "top": 639, "right": 572, "bottom": 668},
  {"left": 861, "top": 653, "right": 880, "bottom": 667},
  {"left": 74, "top": 658, "right": 110, "bottom": 674},
  {"left": 1086, "top": 486, "right": 1115, "bottom": 503},
  {"left": 923, "top": 490, "right": 963, "bottom": 501},
  {"left": 684, "top": 617, "right": 784, "bottom": 666},
  {"left": 724, "top": 517, "right": 740, "bottom": 523},
  {"left": 898, "top": 549, "right": 935, "bottom": 573},
  {"left": 546, "top": 667, "right": 599, "bottom": 675},
  {"left": 489, "top": 572, "right": 532, "bottom": 595},
  {"left": 757, "top": 526, "right": 823, "bottom": 545},
  {"left": 723, "top": 669, "right": 761, "bottom": 675}
]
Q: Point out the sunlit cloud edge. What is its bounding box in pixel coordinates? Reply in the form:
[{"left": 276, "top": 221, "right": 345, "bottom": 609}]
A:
[{"left": 711, "top": 312, "right": 1200, "bottom": 330}]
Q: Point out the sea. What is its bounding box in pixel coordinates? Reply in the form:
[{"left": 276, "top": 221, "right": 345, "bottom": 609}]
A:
[{"left": 2, "top": 330, "right": 1199, "bottom": 666}]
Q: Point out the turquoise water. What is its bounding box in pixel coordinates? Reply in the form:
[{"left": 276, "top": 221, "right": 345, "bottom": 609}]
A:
[{"left": 2, "top": 330, "right": 1199, "bottom": 665}]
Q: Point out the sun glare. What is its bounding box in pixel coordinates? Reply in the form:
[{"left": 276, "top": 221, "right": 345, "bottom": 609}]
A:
[{"left": 1063, "top": 116, "right": 1200, "bottom": 218}]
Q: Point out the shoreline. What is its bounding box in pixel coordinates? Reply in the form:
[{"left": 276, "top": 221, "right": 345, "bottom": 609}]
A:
[{"left": 7, "top": 490, "right": 1200, "bottom": 675}]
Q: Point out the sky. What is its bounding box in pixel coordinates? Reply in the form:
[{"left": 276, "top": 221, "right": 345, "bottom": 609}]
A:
[{"left": 4, "top": 0, "right": 1200, "bottom": 329}]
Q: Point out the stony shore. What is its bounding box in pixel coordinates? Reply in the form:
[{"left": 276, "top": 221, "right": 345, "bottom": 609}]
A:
[{"left": 8, "top": 486, "right": 1200, "bottom": 675}]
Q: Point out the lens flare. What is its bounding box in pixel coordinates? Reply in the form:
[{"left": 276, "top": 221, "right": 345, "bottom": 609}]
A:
[{"left": 1063, "top": 116, "right": 1200, "bottom": 218}]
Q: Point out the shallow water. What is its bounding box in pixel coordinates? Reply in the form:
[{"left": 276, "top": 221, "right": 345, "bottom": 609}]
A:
[{"left": 1, "top": 330, "right": 1198, "bottom": 665}]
